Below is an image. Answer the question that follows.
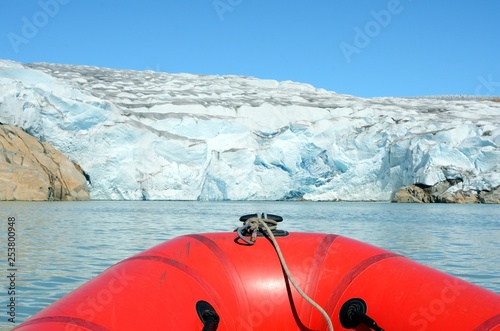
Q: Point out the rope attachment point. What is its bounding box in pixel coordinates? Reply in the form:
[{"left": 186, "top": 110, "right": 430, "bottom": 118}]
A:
[{"left": 235, "top": 213, "right": 334, "bottom": 331}]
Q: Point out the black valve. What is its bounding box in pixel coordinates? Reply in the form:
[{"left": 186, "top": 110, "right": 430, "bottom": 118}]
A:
[
  {"left": 239, "top": 213, "right": 283, "bottom": 222},
  {"left": 237, "top": 213, "right": 288, "bottom": 242},
  {"left": 339, "top": 298, "right": 384, "bottom": 331},
  {"left": 196, "top": 300, "right": 219, "bottom": 331}
]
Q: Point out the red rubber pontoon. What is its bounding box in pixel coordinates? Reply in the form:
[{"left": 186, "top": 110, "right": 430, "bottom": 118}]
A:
[{"left": 14, "top": 214, "right": 500, "bottom": 331}]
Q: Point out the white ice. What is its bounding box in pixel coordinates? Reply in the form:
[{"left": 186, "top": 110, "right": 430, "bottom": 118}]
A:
[{"left": 0, "top": 60, "right": 499, "bottom": 200}]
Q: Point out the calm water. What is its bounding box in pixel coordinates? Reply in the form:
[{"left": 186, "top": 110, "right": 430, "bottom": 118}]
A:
[{"left": 0, "top": 201, "right": 499, "bottom": 330}]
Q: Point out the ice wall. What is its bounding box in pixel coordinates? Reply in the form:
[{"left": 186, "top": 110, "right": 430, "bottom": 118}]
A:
[{"left": 1, "top": 60, "right": 499, "bottom": 200}]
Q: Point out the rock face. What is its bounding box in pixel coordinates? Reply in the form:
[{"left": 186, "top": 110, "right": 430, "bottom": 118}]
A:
[
  {"left": 392, "top": 181, "right": 500, "bottom": 204},
  {"left": 0, "top": 124, "right": 90, "bottom": 201}
]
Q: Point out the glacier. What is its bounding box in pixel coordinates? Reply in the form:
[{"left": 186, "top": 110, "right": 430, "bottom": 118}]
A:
[{"left": 0, "top": 59, "right": 499, "bottom": 201}]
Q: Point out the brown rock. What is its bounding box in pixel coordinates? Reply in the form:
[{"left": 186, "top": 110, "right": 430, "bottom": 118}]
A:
[
  {"left": 478, "top": 187, "right": 500, "bottom": 204},
  {"left": 439, "top": 190, "right": 479, "bottom": 204},
  {"left": 392, "top": 185, "right": 429, "bottom": 203},
  {"left": 393, "top": 182, "right": 499, "bottom": 204},
  {"left": 0, "top": 124, "right": 89, "bottom": 201}
]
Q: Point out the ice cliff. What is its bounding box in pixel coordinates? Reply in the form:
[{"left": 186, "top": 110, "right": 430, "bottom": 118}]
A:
[{"left": 0, "top": 59, "right": 499, "bottom": 201}]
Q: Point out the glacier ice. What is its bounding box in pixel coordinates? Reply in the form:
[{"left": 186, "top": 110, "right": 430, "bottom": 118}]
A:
[{"left": 0, "top": 59, "right": 499, "bottom": 201}]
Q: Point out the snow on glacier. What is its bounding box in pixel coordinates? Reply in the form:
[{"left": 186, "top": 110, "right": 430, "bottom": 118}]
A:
[{"left": 0, "top": 59, "right": 499, "bottom": 200}]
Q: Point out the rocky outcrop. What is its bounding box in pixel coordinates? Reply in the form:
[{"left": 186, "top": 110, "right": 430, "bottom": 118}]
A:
[
  {"left": 391, "top": 185, "right": 430, "bottom": 203},
  {"left": 392, "top": 181, "right": 500, "bottom": 204},
  {"left": 478, "top": 188, "right": 500, "bottom": 203},
  {"left": 0, "top": 124, "right": 90, "bottom": 201}
]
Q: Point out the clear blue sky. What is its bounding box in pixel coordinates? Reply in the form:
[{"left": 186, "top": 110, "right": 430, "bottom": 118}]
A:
[{"left": 1, "top": 0, "right": 499, "bottom": 97}]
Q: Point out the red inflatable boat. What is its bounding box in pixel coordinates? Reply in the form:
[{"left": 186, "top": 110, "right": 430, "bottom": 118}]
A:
[{"left": 14, "top": 214, "right": 500, "bottom": 331}]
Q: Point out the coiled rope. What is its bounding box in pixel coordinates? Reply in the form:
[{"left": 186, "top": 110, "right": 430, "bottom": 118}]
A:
[{"left": 237, "top": 216, "right": 334, "bottom": 331}]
